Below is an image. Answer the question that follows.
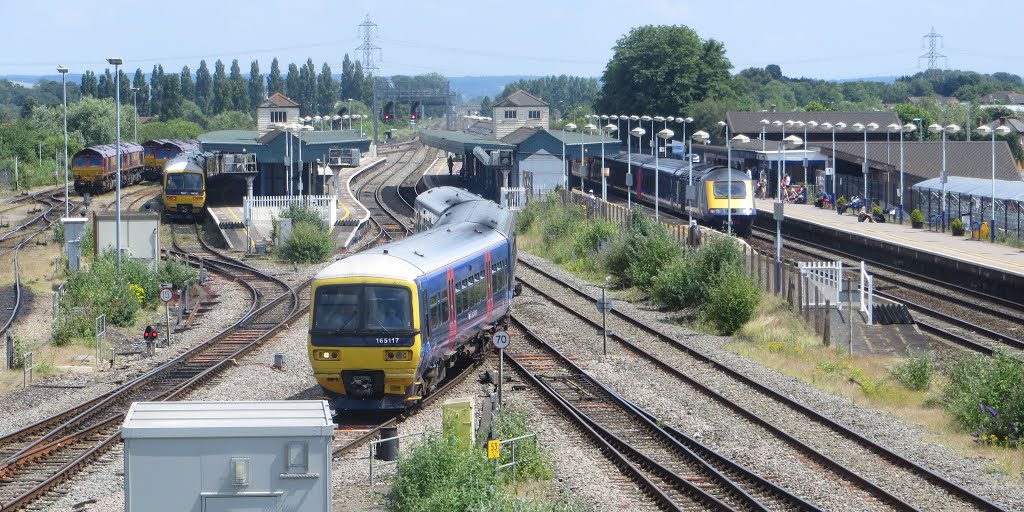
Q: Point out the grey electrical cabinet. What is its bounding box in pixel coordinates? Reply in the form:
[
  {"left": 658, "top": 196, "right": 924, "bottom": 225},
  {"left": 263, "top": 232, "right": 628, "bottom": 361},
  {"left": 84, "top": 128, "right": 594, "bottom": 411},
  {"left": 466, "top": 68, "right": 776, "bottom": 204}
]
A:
[{"left": 122, "top": 401, "right": 335, "bottom": 512}]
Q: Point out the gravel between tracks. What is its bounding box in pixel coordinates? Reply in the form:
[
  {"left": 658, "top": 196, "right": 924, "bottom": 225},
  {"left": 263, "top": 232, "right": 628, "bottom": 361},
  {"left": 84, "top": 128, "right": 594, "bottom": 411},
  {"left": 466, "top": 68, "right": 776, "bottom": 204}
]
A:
[{"left": 516, "top": 251, "right": 1024, "bottom": 511}]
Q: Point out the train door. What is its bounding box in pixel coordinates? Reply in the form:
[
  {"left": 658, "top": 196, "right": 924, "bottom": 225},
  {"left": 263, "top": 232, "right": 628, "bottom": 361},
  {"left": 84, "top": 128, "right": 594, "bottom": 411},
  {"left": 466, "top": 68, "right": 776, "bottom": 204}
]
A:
[
  {"left": 636, "top": 165, "right": 643, "bottom": 199},
  {"left": 485, "top": 252, "right": 493, "bottom": 324},
  {"left": 447, "top": 269, "right": 456, "bottom": 352}
]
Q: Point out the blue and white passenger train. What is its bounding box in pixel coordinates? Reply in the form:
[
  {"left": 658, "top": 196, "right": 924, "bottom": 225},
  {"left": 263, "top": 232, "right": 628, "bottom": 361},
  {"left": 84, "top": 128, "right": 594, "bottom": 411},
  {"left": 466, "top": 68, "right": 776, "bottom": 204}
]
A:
[{"left": 308, "top": 187, "right": 517, "bottom": 410}]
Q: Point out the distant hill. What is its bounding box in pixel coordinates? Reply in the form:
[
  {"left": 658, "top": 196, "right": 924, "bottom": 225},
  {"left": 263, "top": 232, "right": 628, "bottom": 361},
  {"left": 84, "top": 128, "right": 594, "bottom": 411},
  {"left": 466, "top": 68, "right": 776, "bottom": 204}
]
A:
[
  {"left": 835, "top": 75, "right": 898, "bottom": 84},
  {"left": 1, "top": 74, "right": 82, "bottom": 86},
  {"left": 448, "top": 76, "right": 540, "bottom": 101}
]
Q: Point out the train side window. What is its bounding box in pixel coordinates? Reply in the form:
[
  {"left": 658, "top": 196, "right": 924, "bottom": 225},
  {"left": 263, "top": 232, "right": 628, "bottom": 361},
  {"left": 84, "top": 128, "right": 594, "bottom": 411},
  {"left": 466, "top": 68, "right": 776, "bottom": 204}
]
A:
[
  {"left": 428, "top": 293, "right": 439, "bottom": 331},
  {"left": 440, "top": 289, "right": 449, "bottom": 324},
  {"left": 455, "top": 283, "right": 463, "bottom": 315}
]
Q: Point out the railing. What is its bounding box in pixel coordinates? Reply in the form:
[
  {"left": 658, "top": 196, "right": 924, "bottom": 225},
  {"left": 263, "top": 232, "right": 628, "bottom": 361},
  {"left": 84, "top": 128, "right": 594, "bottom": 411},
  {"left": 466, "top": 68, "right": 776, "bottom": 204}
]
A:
[
  {"left": 860, "top": 261, "right": 874, "bottom": 325},
  {"left": 797, "top": 260, "right": 842, "bottom": 307},
  {"left": 368, "top": 430, "right": 425, "bottom": 485},
  {"left": 494, "top": 433, "right": 538, "bottom": 478},
  {"left": 95, "top": 314, "right": 107, "bottom": 366},
  {"left": 243, "top": 195, "right": 338, "bottom": 228},
  {"left": 501, "top": 187, "right": 527, "bottom": 211}
]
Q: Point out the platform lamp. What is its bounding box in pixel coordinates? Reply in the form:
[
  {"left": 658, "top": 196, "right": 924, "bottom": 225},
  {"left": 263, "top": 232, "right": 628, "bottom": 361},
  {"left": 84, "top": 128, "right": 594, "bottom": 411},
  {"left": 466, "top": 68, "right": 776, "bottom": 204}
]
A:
[
  {"left": 678, "top": 116, "right": 693, "bottom": 162},
  {"left": 629, "top": 125, "right": 645, "bottom": 210},
  {"left": 107, "top": 57, "right": 124, "bottom": 273},
  {"left": 654, "top": 127, "right": 674, "bottom": 221},
  {"left": 760, "top": 118, "right": 770, "bottom": 151},
  {"left": 802, "top": 121, "right": 817, "bottom": 191},
  {"left": 640, "top": 116, "right": 652, "bottom": 155},
  {"left": 890, "top": 122, "right": 916, "bottom": 223},
  {"left": 601, "top": 122, "right": 618, "bottom": 201},
  {"left": 928, "top": 123, "right": 960, "bottom": 232},
  {"left": 975, "top": 124, "right": 1011, "bottom": 242},
  {"left": 820, "top": 121, "right": 845, "bottom": 208},
  {"left": 57, "top": 65, "right": 70, "bottom": 217},
  {"left": 622, "top": 115, "right": 634, "bottom": 209},
  {"left": 652, "top": 116, "right": 665, "bottom": 158},
  {"left": 562, "top": 122, "right": 576, "bottom": 190},
  {"left": 582, "top": 122, "right": 597, "bottom": 193},
  {"left": 333, "top": 115, "right": 341, "bottom": 131},
  {"left": 727, "top": 133, "right": 751, "bottom": 235},
  {"left": 775, "top": 135, "right": 803, "bottom": 293},
  {"left": 852, "top": 122, "right": 878, "bottom": 209},
  {"left": 689, "top": 130, "right": 711, "bottom": 224},
  {"left": 771, "top": 120, "right": 789, "bottom": 199},
  {"left": 346, "top": 98, "right": 353, "bottom": 129}
]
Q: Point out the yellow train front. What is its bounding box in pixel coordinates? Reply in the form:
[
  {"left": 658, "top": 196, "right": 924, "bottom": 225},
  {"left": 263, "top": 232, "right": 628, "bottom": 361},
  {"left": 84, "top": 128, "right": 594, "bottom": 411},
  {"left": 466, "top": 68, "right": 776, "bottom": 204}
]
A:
[
  {"left": 162, "top": 151, "right": 218, "bottom": 219},
  {"left": 694, "top": 167, "right": 755, "bottom": 236},
  {"left": 309, "top": 187, "right": 517, "bottom": 410}
]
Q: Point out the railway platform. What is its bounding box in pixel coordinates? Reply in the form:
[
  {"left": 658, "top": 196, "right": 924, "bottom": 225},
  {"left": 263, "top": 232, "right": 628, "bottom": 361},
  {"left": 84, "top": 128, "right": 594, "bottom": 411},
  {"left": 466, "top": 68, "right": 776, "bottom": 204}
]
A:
[
  {"left": 754, "top": 198, "right": 1024, "bottom": 308},
  {"left": 332, "top": 157, "right": 386, "bottom": 249}
]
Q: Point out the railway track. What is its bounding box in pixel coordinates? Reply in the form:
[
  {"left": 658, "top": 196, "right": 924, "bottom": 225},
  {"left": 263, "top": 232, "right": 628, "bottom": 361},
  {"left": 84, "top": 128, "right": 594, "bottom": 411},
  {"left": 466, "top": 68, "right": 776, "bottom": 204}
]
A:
[
  {"left": 0, "top": 228, "right": 303, "bottom": 511},
  {"left": 352, "top": 142, "right": 428, "bottom": 247},
  {"left": 0, "top": 190, "right": 76, "bottom": 341},
  {"left": 749, "top": 225, "right": 1024, "bottom": 357},
  {"left": 515, "top": 258, "right": 1006, "bottom": 511}
]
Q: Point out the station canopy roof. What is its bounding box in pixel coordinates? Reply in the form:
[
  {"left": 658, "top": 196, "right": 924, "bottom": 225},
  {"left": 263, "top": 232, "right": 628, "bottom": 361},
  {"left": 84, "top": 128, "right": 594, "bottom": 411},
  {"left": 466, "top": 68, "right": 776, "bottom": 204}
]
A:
[{"left": 912, "top": 176, "right": 1024, "bottom": 202}]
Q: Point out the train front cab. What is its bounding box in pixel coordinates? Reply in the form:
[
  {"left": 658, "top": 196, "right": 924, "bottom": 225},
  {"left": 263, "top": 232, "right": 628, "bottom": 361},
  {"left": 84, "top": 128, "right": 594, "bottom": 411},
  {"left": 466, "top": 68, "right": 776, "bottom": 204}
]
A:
[
  {"left": 163, "top": 171, "right": 206, "bottom": 218},
  {"left": 309, "top": 277, "right": 423, "bottom": 410},
  {"left": 703, "top": 174, "right": 755, "bottom": 235},
  {"left": 71, "top": 152, "right": 107, "bottom": 194}
]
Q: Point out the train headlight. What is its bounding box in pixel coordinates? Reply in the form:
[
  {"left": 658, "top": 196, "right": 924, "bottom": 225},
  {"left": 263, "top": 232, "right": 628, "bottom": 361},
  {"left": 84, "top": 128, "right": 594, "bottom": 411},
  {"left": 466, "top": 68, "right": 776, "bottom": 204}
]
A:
[
  {"left": 314, "top": 350, "right": 339, "bottom": 361},
  {"left": 167, "top": 196, "right": 177, "bottom": 201},
  {"left": 385, "top": 350, "right": 412, "bottom": 361}
]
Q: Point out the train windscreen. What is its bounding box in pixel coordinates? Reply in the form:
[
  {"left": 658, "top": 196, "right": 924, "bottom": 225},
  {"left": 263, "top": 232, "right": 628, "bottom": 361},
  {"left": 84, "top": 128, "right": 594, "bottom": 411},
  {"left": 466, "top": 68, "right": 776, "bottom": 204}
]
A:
[
  {"left": 312, "top": 284, "right": 412, "bottom": 336},
  {"left": 712, "top": 182, "right": 746, "bottom": 199},
  {"left": 165, "top": 172, "right": 203, "bottom": 194}
]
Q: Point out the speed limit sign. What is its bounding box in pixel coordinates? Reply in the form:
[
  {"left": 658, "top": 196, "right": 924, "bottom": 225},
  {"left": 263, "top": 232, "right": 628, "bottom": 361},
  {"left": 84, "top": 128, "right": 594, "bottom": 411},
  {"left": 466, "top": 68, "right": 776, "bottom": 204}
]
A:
[
  {"left": 159, "top": 286, "right": 173, "bottom": 303},
  {"left": 492, "top": 330, "right": 510, "bottom": 350}
]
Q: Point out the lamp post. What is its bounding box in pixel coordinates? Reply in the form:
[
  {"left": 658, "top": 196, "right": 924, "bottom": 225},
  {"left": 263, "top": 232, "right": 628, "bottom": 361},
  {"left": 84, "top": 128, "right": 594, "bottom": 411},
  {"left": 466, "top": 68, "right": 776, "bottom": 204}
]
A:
[
  {"left": 776, "top": 135, "right": 803, "bottom": 292},
  {"left": 690, "top": 130, "right": 710, "bottom": 223},
  {"left": 976, "top": 124, "right": 1011, "bottom": 241},
  {"left": 802, "top": 121, "right": 817, "bottom": 189},
  {"left": 562, "top": 122, "right": 576, "bottom": 190},
  {"left": 679, "top": 116, "right": 693, "bottom": 162},
  {"left": 57, "top": 65, "right": 70, "bottom": 217},
  {"left": 630, "top": 125, "right": 645, "bottom": 209},
  {"left": 928, "top": 123, "right": 960, "bottom": 232},
  {"left": 771, "top": 120, "right": 790, "bottom": 199},
  {"left": 107, "top": 57, "right": 124, "bottom": 272},
  {"left": 852, "top": 122, "right": 878, "bottom": 208},
  {"left": 601, "top": 122, "right": 617, "bottom": 201},
  {"left": 346, "top": 98, "right": 353, "bottom": 129},
  {"left": 640, "top": 116, "right": 652, "bottom": 155},
  {"left": 654, "top": 127, "right": 673, "bottom": 221},
  {"left": 356, "top": 114, "right": 365, "bottom": 136},
  {"left": 893, "top": 122, "right": 917, "bottom": 223},
  {"left": 652, "top": 117, "right": 664, "bottom": 157},
  {"left": 760, "top": 119, "right": 770, "bottom": 151},
  {"left": 728, "top": 134, "right": 751, "bottom": 235},
  {"left": 580, "top": 121, "right": 594, "bottom": 192},
  {"left": 820, "top": 121, "right": 845, "bottom": 207},
  {"left": 913, "top": 118, "right": 923, "bottom": 140}
]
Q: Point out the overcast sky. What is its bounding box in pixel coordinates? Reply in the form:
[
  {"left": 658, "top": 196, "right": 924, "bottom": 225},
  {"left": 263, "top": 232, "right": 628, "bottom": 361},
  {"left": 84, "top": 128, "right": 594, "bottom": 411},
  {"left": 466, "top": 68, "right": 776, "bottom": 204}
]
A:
[{"left": 1, "top": 0, "right": 1018, "bottom": 80}]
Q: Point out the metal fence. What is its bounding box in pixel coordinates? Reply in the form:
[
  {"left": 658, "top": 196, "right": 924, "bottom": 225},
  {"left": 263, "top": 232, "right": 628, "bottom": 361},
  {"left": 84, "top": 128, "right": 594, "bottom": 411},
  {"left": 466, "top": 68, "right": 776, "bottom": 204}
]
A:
[{"left": 912, "top": 189, "right": 1023, "bottom": 240}]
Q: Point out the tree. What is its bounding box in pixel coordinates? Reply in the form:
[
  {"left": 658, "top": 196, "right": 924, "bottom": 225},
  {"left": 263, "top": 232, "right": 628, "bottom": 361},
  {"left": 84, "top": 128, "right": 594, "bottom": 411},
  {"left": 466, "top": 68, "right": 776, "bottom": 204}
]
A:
[
  {"left": 596, "top": 25, "right": 735, "bottom": 116},
  {"left": 340, "top": 54, "right": 356, "bottom": 100},
  {"left": 98, "top": 69, "right": 113, "bottom": 99},
  {"left": 195, "top": 60, "right": 213, "bottom": 115},
  {"left": 208, "top": 111, "right": 255, "bottom": 131},
  {"left": 180, "top": 65, "right": 195, "bottom": 103},
  {"left": 804, "top": 101, "right": 833, "bottom": 112},
  {"left": 285, "top": 63, "right": 300, "bottom": 103},
  {"left": 149, "top": 65, "right": 163, "bottom": 116},
  {"left": 248, "top": 60, "right": 264, "bottom": 110},
  {"left": 318, "top": 62, "right": 336, "bottom": 116},
  {"left": 118, "top": 69, "right": 132, "bottom": 105},
  {"left": 352, "top": 61, "right": 369, "bottom": 104},
  {"left": 160, "top": 73, "right": 183, "bottom": 120},
  {"left": 212, "top": 59, "right": 229, "bottom": 114},
  {"left": 268, "top": 58, "right": 284, "bottom": 96},
  {"left": 479, "top": 96, "right": 493, "bottom": 118},
  {"left": 80, "top": 71, "right": 98, "bottom": 97},
  {"left": 229, "top": 59, "right": 248, "bottom": 111},
  {"left": 138, "top": 118, "right": 204, "bottom": 141},
  {"left": 892, "top": 103, "right": 935, "bottom": 140},
  {"left": 20, "top": 96, "right": 36, "bottom": 119},
  {"left": 132, "top": 69, "right": 150, "bottom": 117},
  {"left": 766, "top": 64, "right": 783, "bottom": 81}
]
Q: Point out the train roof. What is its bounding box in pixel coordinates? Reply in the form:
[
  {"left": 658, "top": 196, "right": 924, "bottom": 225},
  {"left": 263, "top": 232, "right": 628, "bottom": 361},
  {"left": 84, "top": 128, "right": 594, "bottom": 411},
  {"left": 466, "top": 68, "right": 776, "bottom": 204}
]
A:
[
  {"left": 415, "top": 186, "right": 515, "bottom": 237},
  {"left": 701, "top": 167, "right": 748, "bottom": 181},
  {"left": 606, "top": 152, "right": 729, "bottom": 180},
  {"left": 415, "top": 186, "right": 484, "bottom": 217},
  {"left": 316, "top": 221, "right": 508, "bottom": 282},
  {"left": 73, "top": 143, "right": 144, "bottom": 158},
  {"left": 142, "top": 139, "right": 200, "bottom": 150},
  {"left": 164, "top": 150, "right": 211, "bottom": 172}
]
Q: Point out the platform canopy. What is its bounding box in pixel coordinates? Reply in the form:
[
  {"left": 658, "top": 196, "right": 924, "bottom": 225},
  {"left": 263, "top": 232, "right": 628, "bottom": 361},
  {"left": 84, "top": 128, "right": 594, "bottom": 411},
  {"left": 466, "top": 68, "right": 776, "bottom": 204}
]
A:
[{"left": 912, "top": 176, "right": 1024, "bottom": 201}]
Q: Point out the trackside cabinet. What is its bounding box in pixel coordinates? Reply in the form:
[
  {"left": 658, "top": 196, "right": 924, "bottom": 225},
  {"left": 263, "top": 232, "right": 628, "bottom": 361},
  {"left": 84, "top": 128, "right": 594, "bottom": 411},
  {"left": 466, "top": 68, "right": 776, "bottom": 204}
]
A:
[{"left": 121, "top": 401, "right": 335, "bottom": 512}]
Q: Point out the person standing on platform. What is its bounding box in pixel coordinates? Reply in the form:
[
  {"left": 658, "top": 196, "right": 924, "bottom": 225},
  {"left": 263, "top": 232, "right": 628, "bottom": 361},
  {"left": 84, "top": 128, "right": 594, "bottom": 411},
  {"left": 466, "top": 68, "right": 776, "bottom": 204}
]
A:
[{"left": 447, "top": 154, "right": 454, "bottom": 175}]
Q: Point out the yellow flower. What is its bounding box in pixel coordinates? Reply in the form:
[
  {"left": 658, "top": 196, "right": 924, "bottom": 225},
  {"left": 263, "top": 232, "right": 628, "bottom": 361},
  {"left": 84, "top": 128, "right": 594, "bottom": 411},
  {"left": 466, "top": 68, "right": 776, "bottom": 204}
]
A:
[{"left": 128, "top": 283, "right": 145, "bottom": 304}]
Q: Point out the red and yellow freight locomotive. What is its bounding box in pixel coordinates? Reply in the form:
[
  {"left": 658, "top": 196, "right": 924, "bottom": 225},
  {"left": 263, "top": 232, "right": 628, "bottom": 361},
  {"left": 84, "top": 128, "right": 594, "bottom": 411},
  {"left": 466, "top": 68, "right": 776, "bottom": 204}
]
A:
[
  {"left": 71, "top": 143, "right": 145, "bottom": 195},
  {"left": 142, "top": 139, "right": 200, "bottom": 181}
]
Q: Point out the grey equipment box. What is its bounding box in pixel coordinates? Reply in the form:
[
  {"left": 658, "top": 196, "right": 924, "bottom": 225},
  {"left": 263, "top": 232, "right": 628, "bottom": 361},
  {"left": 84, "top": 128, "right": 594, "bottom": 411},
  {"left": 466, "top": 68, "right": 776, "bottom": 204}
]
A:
[{"left": 122, "top": 401, "right": 335, "bottom": 512}]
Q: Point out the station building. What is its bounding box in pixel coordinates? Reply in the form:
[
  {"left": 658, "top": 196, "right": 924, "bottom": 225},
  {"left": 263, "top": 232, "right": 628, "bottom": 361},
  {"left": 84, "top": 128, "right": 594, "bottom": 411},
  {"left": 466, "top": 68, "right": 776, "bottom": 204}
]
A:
[
  {"left": 199, "top": 93, "right": 371, "bottom": 197},
  {"left": 421, "top": 90, "right": 619, "bottom": 206}
]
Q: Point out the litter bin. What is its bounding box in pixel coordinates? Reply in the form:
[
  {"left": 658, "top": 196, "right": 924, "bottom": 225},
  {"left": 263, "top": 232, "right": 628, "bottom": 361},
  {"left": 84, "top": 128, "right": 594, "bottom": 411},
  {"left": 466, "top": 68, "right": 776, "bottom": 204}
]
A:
[{"left": 376, "top": 426, "right": 399, "bottom": 461}]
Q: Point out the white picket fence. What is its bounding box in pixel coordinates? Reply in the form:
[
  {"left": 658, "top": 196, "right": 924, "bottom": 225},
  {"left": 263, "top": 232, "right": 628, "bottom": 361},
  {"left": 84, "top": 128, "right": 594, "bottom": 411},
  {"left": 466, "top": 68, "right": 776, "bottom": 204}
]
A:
[
  {"left": 797, "top": 260, "right": 843, "bottom": 307},
  {"left": 501, "top": 187, "right": 527, "bottom": 211},
  {"left": 243, "top": 195, "right": 337, "bottom": 228},
  {"left": 859, "top": 261, "right": 874, "bottom": 324}
]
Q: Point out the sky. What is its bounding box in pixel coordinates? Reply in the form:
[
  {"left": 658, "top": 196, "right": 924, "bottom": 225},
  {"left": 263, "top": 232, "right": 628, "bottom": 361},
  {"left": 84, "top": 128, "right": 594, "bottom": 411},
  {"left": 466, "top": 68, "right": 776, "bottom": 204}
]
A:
[{"left": 1, "top": 0, "right": 1020, "bottom": 81}]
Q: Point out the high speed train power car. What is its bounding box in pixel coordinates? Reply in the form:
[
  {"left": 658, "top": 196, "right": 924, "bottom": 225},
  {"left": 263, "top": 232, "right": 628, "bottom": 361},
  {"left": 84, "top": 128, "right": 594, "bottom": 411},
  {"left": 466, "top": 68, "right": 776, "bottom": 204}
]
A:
[{"left": 308, "top": 187, "right": 517, "bottom": 410}]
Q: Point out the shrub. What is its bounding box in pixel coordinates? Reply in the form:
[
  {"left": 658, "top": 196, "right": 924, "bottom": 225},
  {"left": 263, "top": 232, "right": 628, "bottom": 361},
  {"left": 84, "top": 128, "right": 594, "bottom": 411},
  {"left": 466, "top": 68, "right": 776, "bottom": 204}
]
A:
[
  {"left": 699, "top": 268, "right": 761, "bottom": 335},
  {"left": 388, "top": 432, "right": 499, "bottom": 512},
  {"left": 651, "top": 254, "right": 703, "bottom": 309},
  {"left": 871, "top": 205, "right": 883, "bottom": 216},
  {"left": 280, "top": 222, "right": 335, "bottom": 264},
  {"left": 280, "top": 204, "right": 327, "bottom": 231},
  {"left": 572, "top": 218, "right": 617, "bottom": 258},
  {"left": 492, "top": 405, "right": 553, "bottom": 480},
  {"left": 603, "top": 212, "right": 681, "bottom": 289},
  {"left": 943, "top": 352, "right": 1024, "bottom": 447},
  {"left": 51, "top": 311, "right": 94, "bottom": 346},
  {"left": 890, "top": 354, "right": 933, "bottom": 391},
  {"left": 911, "top": 209, "right": 924, "bottom": 223}
]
